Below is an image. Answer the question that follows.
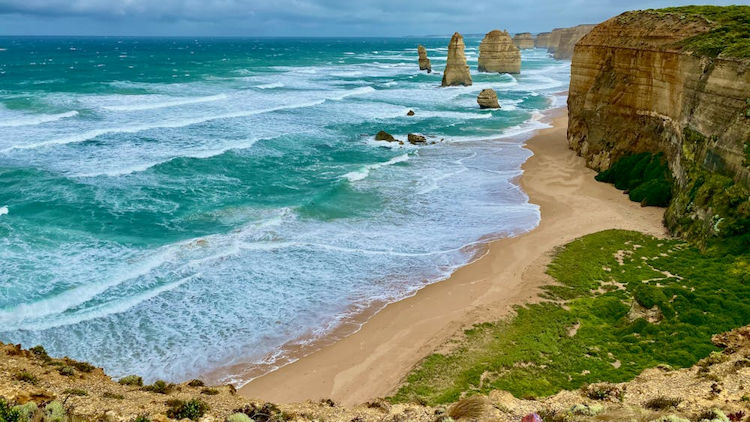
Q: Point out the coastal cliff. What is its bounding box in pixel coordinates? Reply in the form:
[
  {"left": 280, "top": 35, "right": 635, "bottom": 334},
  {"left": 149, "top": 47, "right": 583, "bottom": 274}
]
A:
[
  {"left": 567, "top": 6, "right": 750, "bottom": 242},
  {"left": 478, "top": 30, "right": 521, "bottom": 74},
  {"left": 548, "top": 25, "right": 596, "bottom": 59},
  {"left": 535, "top": 32, "right": 552, "bottom": 49},
  {"left": 512, "top": 32, "right": 535, "bottom": 49}
]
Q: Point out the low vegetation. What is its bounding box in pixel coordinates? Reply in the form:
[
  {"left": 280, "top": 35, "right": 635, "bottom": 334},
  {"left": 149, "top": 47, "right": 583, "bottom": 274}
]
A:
[
  {"left": 391, "top": 230, "right": 750, "bottom": 405},
  {"left": 595, "top": 152, "right": 672, "bottom": 207},
  {"left": 655, "top": 6, "right": 750, "bottom": 58}
]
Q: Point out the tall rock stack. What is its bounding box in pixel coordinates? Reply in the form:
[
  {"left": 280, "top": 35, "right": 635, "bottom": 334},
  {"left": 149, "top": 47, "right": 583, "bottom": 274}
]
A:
[
  {"left": 535, "top": 32, "right": 552, "bottom": 49},
  {"left": 477, "top": 30, "right": 521, "bottom": 74},
  {"left": 512, "top": 32, "right": 535, "bottom": 49},
  {"left": 441, "top": 32, "right": 472, "bottom": 87},
  {"left": 417, "top": 45, "right": 432, "bottom": 73}
]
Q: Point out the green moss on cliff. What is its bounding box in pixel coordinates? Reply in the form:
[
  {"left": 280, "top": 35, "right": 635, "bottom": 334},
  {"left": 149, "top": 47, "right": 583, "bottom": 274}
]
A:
[
  {"left": 391, "top": 230, "right": 750, "bottom": 405},
  {"left": 595, "top": 152, "right": 672, "bottom": 207},
  {"left": 654, "top": 6, "right": 750, "bottom": 58}
]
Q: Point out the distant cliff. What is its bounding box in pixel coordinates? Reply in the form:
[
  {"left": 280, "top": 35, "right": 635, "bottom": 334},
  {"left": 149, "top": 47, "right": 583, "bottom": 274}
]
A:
[
  {"left": 547, "top": 25, "right": 596, "bottom": 59},
  {"left": 568, "top": 6, "right": 750, "bottom": 243}
]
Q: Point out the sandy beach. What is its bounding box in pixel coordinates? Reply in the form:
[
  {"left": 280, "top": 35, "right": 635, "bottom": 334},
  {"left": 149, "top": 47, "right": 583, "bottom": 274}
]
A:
[{"left": 238, "top": 107, "right": 668, "bottom": 406}]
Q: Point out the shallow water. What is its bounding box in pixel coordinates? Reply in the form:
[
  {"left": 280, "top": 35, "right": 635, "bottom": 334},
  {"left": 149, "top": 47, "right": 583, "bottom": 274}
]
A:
[{"left": 0, "top": 36, "right": 569, "bottom": 384}]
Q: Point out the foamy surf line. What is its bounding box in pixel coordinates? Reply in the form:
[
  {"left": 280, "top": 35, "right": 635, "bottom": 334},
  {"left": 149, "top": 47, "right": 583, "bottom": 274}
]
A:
[
  {"left": 0, "top": 110, "right": 78, "bottom": 127},
  {"left": 102, "top": 94, "right": 228, "bottom": 112}
]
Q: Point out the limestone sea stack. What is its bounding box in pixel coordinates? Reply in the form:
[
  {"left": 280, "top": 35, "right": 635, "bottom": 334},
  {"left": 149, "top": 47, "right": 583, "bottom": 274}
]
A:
[
  {"left": 512, "top": 32, "right": 535, "bottom": 49},
  {"left": 477, "top": 89, "right": 500, "bottom": 109},
  {"left": 441, "top": 32, "right": 472, "bottom": 87},
  {"left": 477, "top": 30, "right": 521, "bottom": 74},
  {"left": 417, "top": 45, "right": 432, "bottom": 73}
]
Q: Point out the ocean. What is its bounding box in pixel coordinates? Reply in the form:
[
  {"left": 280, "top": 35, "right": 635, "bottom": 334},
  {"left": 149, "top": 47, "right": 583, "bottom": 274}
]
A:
[{"left": 0, "top": 36, "right": 570, "bottom": 385}]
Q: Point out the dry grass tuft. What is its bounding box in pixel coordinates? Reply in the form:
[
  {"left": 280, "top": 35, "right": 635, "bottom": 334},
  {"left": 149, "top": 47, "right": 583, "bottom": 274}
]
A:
[{"left": 447, "top": 395, "right": 487, "bottom": 420}]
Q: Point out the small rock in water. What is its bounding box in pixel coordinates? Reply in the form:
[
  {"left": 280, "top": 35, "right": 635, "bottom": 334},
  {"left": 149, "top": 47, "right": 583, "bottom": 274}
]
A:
[
  {"left": 375, "top": 130, "right": 397, "bottom": 142},
  {"left": 477, "top": 88, "right": 501, "bottom": 109},
  {"left": 407, "top": 133, "right": 427, "bottom": 145},
  {"left": 407, "top": 110, "right": 415, "bottom": 116}
]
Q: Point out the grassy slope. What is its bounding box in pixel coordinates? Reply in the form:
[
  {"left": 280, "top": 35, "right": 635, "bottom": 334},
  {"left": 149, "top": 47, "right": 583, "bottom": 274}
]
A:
[
  {"left": 391, "top": 230, "right": 750, "bottom": 405},
  {"left": 654, "top": 5, "right": 750, "bottom": 58}
]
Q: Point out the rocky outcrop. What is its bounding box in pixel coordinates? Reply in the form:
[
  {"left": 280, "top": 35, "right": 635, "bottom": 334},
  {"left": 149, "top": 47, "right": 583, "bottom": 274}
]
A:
[
  {"left": 567, "top": 8, "right": 750, "bottom": 241},
  {"left": 535, "top": 32, "right": 552, "bottom": 49},
  {"left": 407, "top": 133, "right": 427, "bottom": 144},
  {"left": 441, "top": 32, "right": 472, "bottom": 86},
  {"left": 512, "top": 32, "right": 535, "bottom": 49},
  {"left": 478, "top": 30, "right": 521, "bottom": 74},
  {"left": 375, "top": 131, "right": 397, "bottom": 142},
  {"left": 417, "top": 45, "right": 432, "bottom": 73},
  {"left": 477, "top": 89, "right": 500, "bottom": 109},
  {"left": 551, "top": 24, "right": 596, "bottom": 59}
]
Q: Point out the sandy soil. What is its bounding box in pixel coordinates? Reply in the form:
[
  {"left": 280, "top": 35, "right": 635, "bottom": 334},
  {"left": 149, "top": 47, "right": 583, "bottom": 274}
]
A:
[{"left": 238, "top": 108, "right": 667, "bottom": 406}]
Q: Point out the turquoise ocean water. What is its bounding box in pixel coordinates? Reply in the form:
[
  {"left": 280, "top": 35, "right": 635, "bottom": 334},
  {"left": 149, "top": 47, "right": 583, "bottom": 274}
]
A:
[{"left": 0, "top": 36, "right": 569, "bottom": 385}]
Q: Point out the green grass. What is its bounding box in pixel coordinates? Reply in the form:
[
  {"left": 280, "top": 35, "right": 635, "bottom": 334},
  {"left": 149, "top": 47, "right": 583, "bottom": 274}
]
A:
[
  {"left": 653, "top": 6, "right": 750, "bottom": 58},
  {"left": 390, "top": 230, "right": 750, "bottom": 405},
  {"left": 596, "top": 152, "right": 672, "bottom": 207}
]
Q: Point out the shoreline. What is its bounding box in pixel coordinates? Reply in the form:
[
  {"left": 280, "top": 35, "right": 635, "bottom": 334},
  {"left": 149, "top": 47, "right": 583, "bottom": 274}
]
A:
[{"left": 237, "top": 106, "right": 667, "bottom": 406}]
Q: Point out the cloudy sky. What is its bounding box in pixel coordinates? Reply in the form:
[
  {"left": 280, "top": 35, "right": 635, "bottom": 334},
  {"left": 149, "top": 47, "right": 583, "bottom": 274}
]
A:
[{"left": 0, "top": 0, "right": 742, "bottom": 36}]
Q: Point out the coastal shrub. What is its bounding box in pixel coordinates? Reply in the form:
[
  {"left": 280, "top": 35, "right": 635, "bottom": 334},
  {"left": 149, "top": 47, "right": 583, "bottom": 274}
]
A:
[
  {"left": 226, "top": 414, "right": 253, "bottom": 422},
  {"left": 447, "top": 396, "right": 487, "bottom": 420},
  {"left": 200, "top": 388, "right": 219, "bottom": 396},
  {"left": 644, "top": 396, "right": 681, "bottom": 410},
  {"left": 596, "top": 152, "right": 672, "bottom": 207},
  {"left": 142, "top": 380, "right": 173, "bottom": 394},
  {"left": 187, "top": 379, "right": 205, "bottom": 387},
  {"left": 58, "top": 366, "right": 74, "bottom": 377},
  {"left": 654, "top": 6, "right": 750, "bottom": 58},
  {"left": 70, "top": 360, "right": 94, "bottom": 373},
  {"left": 165, "top": 399, "right": 208, "bottom": 420},
  {"left": 0, "top": 398, "right": 21, "bottom": 422},
  {"left": 62, "top": 388, "right": 87, "bottom": 396},
  {"left": 11, "top": 402, "right": 36, "bottom": 422},
  {"left": 14, "top": 371, "right": 38, "bottom": 385},
  {"left": 102, "top": 392, "right": 124, "bottom": 400},
  {"left": 391, "top": 230, "right": 750, "bottom": 405},
  {"left": 233, "top": 403, "right": 287, "bottom": 422},
  {"left": 118, "top": 375, "right": 143, "bottom": 387},
  {"left": 133, "top": 415, "right": 151, "bottom": 422},
  {"left": 44, "top": 402, "right": 65, "bottom": 422},
  {"left": 29, "top": 345, "right": 50, "bottom": 362}
]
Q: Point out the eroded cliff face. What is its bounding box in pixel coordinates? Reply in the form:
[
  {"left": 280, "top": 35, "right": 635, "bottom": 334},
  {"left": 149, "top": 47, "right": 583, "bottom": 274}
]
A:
[
  {"left": 549, "top": 25, "right": 596, "bottom": 59},
  {"left": 568, "top": 10, "right": 750, "bottom": 241},
  {"left": 535, "top": 32, "right": 552, "bottom": 49},
  {"left": 512, "top": 32, "right": 535, "bottom": 49},
  {"left": 442, "top": 32, "right": 472, "bottom": 86}
]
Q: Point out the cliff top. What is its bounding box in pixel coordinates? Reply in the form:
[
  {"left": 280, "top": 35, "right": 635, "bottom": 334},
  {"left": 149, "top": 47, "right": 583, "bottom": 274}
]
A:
[{"left": 651, "top": 5, "right": 750, "bottom": 58}]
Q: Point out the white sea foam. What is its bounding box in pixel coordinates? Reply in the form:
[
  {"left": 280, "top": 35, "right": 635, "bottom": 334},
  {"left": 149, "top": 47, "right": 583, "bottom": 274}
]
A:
[
  {"left": 102, "top": 94, "right": 228, "bottom": 112},
  {"left": 343, "top": 153, "right": 410, "bottom": 182},
  {"left": 255, "top": 82, "right": 284, "bottom": 89},
  {"left": 0, "top": 110, "right": 78, "bottom": 127},
  {"left": 0, "top": 206, "right": 7, "bottom": 216}
]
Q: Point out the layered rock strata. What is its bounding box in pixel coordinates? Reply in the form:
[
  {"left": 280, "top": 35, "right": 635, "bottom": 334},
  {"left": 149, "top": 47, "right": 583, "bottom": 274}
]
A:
[
  {"left": 512, "top": 32, "right": 535, "bottom": 49},
  {"left": 567, "top": 9, "right": 750, "bottom": 241},
  {"left": 535, "top": 32, "right": 552, "bottom": 48},
  {"left": 417, "top": 45, "right": 431, "bottom": 73},
  {"left": 478, "top": 30, "right": 521, "bottom": 74},
  {"left": 477, "top": 89, "right": 500, "bottom": 109},
  {"left": 551, "top": 24, "right": 596, "bottom": 59},
  {"left": 441, "top": 32, "right": 472, "bottom": 86}
]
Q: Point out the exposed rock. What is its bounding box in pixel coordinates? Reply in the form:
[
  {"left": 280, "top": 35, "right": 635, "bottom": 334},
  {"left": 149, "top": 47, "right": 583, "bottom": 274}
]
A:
[
  {"left": 535, "top": 32, "right": 552, "bottom": 49},
  {"left": 441, "top": 32, "right": 472, "bottom": 87},
  {"left": 407, "top": 110, "right": 415, "bottom": 116},
  {"left": 375, "top": 131, "right": 397, "bottom": 142},
  {"left": 512, "top": 32, "right": 535, "bottom": 49},
  {"left": 478, "top": 30, "right": 521, "bottom": 74},
  {"left": 555, "top": 24, "right": 596, "bottom": 59},
  {"left": 417, "top": 45, "right": 432, "bottom": 73},
  {"left": 567, "top": 10, "right": 750, "bottom": 240},
  {"left": 477, "top": 89, "right": 500, "bottom": 109},
  {"left": 407, "top": 133, "right": 427, "bottom": 144}
]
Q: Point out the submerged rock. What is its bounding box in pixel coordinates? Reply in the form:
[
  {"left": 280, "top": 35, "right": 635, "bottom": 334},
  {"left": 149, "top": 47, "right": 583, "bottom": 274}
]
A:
[
  {"left": 477, "top": 89, "right": 500, "bottom": 109},
  {"left": 375, "top": 131, "right": 397, "bottom": 142},
  {"left": 407, "top": 133, "right": 427, "bottom": 144},
  {"left": 417, "top": 45, "right": 432, "bottom": 73},
  {"left": 478, "top": 29, "right": 521, "bottom": 74},
  {"left": 441, "top": 32, "right": 472, "bottom": 87},
  {"left": 407, "top": 110, "right": 415, "bottom": 116}
]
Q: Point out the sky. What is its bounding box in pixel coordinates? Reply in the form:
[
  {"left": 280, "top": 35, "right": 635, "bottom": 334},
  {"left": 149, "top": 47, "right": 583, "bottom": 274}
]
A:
[{"left": 0, "top": 0, "right": 744, "bottom": 37}]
